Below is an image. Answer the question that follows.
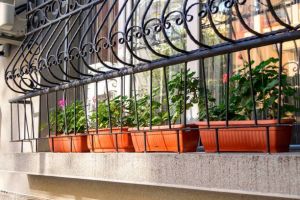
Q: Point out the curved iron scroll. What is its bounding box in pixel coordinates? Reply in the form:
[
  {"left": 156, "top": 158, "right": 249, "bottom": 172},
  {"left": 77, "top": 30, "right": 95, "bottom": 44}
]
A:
[{"left": 5, "top": 0, "right": 300, "bottom": 96}]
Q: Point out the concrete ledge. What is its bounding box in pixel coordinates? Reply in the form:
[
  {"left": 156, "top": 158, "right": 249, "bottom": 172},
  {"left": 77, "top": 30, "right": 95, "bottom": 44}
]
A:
[{"left": 0, "top": 153, "right": 299, "bottom": 199}]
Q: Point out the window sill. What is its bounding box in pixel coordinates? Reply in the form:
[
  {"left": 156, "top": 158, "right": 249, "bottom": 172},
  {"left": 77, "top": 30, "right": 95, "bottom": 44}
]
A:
[{"left": 0, "top": 153, "right": 299, "bottom": 199}]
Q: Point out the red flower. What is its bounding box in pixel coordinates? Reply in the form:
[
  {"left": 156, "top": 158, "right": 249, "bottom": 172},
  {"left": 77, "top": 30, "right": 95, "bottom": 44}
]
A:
[{"left": 223, "top": 73, "right": 228, "bottom": 84}]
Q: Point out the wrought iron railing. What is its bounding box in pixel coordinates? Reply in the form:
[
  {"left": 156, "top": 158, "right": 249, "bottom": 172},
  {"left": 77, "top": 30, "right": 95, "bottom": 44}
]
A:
[{"left": 5, "top": 0, "right": 300, "bottom": 153}]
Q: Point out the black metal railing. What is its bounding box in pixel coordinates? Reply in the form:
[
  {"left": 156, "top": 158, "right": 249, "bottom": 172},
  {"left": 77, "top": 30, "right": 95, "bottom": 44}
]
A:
[{"left": 5, "top": 0, "right": 300, "bottom": 153}]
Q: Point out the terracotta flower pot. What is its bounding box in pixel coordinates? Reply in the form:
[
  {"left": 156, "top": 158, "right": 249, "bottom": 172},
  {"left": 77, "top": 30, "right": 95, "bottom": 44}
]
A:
[
  {"left": 129, "top": 124, "right": 199, "bottom": 152},
  {"left": 87, "top": 128, "right": 135, "bottom": 152},
  {"left": 49, "top": 134, "right": 89, "bottom": 153},
  {"left": 197, "top": 119, "right": 294, "bottom": 153}
]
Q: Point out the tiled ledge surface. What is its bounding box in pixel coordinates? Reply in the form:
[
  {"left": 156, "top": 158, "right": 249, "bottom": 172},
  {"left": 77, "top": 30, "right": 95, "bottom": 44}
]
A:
[{"left": 0, "top": 153, "right": 299, "bottom": 199}]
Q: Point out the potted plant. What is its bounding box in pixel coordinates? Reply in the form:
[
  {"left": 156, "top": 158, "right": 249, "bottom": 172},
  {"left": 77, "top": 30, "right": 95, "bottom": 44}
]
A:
[
  {"left": 48, "top": 99, "right": 89, "bottom": 153},
  {"left": 129, "top": 70, "right": 199, "bottom": 152},
  {"left": 198, "top": 58, "right": 296, "bottom": 153},
  {"left": 87, "top": 95, "right": 135, "bottom": 152}
]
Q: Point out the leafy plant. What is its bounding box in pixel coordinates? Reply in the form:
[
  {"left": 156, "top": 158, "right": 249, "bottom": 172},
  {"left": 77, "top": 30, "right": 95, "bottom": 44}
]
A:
[
  {"left": 199, "top": 58, "right": 296, "bottom": 121},
  {"left": 88, "top": 57, "right": 296, "bottom": 129},
  {"left": 49, "top": 100, "right": 86, "bottom": 134},
  {"left": 133, "top": 88, "right": 168, "bottom": 127},
  {"left": 167, "top": 69, "right": 199, "bottom": 123},
  {"left": 131, "top": 69, "right": 200, "bottom": 126},
  {"left": 89, "top": 95, "right": 135, "bottom": 128}
]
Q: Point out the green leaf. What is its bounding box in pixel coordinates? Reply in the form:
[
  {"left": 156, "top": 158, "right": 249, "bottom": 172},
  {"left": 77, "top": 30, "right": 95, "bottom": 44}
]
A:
[{"left": 263, "top": 79, "right": 279, "bottom": 92}]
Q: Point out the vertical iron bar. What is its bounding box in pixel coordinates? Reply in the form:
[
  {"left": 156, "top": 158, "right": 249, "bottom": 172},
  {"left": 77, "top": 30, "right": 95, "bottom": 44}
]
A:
[
  {"left": 149, "top": 70, "right": 153, "bottom": 154},
  {"left": 266, "top": 126, "right": 270, "bottom": 153},
  {"left": 225, "top": 54, "right": 230, "bottom": 127},
  {"left": 201, "top": 59, "right": 210, "bottom": 127},
  {"left": 10, "top": 103, "right": 13, "bottom": 141},
  {"left": 23, "top": 100, "right": 26, "bottom": 140},
  {"left": 105, "top": 79, "right": 113, "bottom": 133},
  {"left": 82, "top": 85, "right": 89, "bottom": 134},
  {"left": 149, "top": 70, "right": 153, "bottom": 130},
  {"left": 144, "top": 131, "right": 147, "bottom": 153},
  {"left": 30, "top": 98, "right": 36, "bottom": 152},
  {"left": 17, "top": 103, "right": 20, "bottom": 141},
  {"left": 95, "top": 82, "right": 98, "bottom": 135},
  {"left": 120, "top": 76, "right": 124, "bottom": 130},
  {"left": 38, "top": 95, "right": 42, "bottom": 151},
  {"left": 24, "top": 103, "right": 32, "bottom": 142},
  {"left": 47, "top": 95, "right": 54, "bottom": 152},
  {"left": 91, "top": 133, "right": 94, "bottom": 152},
  {"left": 176, "top": 129, "right": 180, "bottom": 153},
  {"left": 74, "top": 87, "right": 77, "bottom": 135},
  {"left": 92, "top": 81, "right": 98, "bottom": 152},
  {"left": 215, "top": 128, "right": 220, "bottom": 153},
  {"left": 133, "top": 74, "right": 139, "bottom": 130},
  {"left": 24, "top": 99, "right": 32, "bottom": 151},
  {"left": 247, "top": 49, "right": 258, "bottom": 125},
  {"left": 129, "top": 75, "right": 133, "bottom": 98},
  {"left": 46, "top": 94, "right": 50, "bottom": 138},
  {"left": 277, "top": 43, "right": 283, "bottom": 123},
  {"left": 71, "top": 136, "right": 73, "bottom": 153},
  {"left": 63, "top": 89, "right": 67, "bottom": 135},
  {"left": 115, "top": 130, "right": 118, "bottom": 153},
  {"left": 35, "top": 138, "right": 38, "bottom": 153},
  {"left": 30, "top": 98, "right": 35, "bottom": 140},
  {"left": 183, "top": 63, "right": 187, "bottom": 126},
  {"left": 105, "top": 79, "right": 116, "bottom": 151},
  {"left": 52, "top": 137, "right": 54, "bottom": 152},
  {"left": 36, "top": 95, "right": 42, "bottom": 152},
  {"left": 55, "top": 91, "right": 58, "bottom": 136},
  {"left": 180, "top": 69, "right": 183, "bottom": 124},
  {"left": 118, "top": 76, "right": 124, "bottom": 152},
  {"left": 163, "top": 67, "right": 171, "bottom": 128},
  {"left": 21, "top": 140, "right": 23, "bottom": 153}
]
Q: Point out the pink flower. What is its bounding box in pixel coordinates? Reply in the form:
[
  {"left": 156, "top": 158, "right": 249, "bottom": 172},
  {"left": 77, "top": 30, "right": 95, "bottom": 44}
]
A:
[
  {"left": 223, "top": 73, "right": 228, "bottom": 84},
  {"left": 58, "top": 99, "right": 66, "bottom": 108}
]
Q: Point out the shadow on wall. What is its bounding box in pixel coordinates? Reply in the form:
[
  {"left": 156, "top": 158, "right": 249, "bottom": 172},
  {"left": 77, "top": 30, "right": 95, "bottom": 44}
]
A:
[{"left": 27, "top": 175, "right": 287, "bottom": 200}]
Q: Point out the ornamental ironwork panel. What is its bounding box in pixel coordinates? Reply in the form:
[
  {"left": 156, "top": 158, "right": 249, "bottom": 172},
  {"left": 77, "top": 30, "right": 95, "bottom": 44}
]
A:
[
  {"left": 4, "top": 0, "right": 300, "bottom": 152},
  {"left": 5, "top": 0, "right": 300, "bottom": 95}
]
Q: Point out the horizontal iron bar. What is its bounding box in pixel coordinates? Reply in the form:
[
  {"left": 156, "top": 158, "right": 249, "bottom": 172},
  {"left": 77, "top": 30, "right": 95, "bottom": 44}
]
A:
[
  {"left": 11, "top": 100, "right": 31, "bottom": 104},
  {"left": 290, "top": 145, "right": 300, "bottom": 151},
  {"left": 9, "top": 30, "right": 300, "bottom": 103}
]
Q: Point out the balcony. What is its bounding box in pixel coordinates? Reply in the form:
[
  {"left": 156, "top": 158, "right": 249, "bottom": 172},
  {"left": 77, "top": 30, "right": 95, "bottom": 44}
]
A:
[{"left": 1, "top": 0, "right": 300, "bottom": 199}]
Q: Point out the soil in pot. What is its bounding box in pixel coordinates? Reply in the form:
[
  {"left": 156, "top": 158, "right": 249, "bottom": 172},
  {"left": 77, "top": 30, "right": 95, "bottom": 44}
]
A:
[
  {"left": 87, "top": 128, "right": 134, "bottom": 152},
  {"left": 197, "top": 119, "right": 294, "bottom": 153},
  {"left": 49, "top": 134, "right": 89, "bottom": 153},
  {"left": 129, "top": 124, "right": 199, "bottom": 152}
]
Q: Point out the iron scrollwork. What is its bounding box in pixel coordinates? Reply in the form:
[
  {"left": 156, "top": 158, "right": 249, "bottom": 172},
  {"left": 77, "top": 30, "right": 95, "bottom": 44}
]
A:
[{"left": 5, "top": 0, "right": 300, "bottom": 95}]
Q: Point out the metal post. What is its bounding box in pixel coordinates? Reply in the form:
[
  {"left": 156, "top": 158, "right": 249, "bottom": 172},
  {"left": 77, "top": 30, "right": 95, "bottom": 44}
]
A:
[{"left": 215, "top": 128, "right": 220, "bottom": 153}]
